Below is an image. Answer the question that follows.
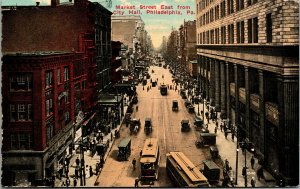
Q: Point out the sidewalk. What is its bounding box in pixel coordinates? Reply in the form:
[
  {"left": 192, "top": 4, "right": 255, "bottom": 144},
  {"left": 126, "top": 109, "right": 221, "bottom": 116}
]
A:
[
  {"left": 192, "top": 96, "right": 277, "bottom": 187},
  {"left": 54, "top": 97, "right": 130, "bottom": 187}
]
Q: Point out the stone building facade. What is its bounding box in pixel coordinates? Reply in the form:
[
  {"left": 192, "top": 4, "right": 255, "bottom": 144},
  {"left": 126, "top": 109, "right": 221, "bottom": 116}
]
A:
[{"left": 195, "top": 0, "right": 298, "bottom": 185}]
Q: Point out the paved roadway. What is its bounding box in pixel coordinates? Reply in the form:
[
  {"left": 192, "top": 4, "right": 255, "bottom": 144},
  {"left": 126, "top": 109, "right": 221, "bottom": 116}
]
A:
[{"left": 96, "top": 65, "right": 210, "bottom": 187}]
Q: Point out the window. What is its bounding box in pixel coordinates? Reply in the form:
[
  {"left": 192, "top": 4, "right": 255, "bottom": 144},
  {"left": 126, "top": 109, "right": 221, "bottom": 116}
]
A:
[
  {"left": 221, "top": 1, "right": 226, "bottom": 18},
  {"left": 247, "top": 0, "right": 257, "bottom": 6},
  {"left": 11, "top": 135, "right": 17, "bottom": 150},
  {"left": 237, "top": 21, "right": 244, "bottom": 43},
  {"left": 266, "top": 13, "right": 272, "bottom": 43},
  {"left": 248, "top": 17, "right": 258, "bottom": 43},
  {"left": 46, "top": 99, "right": 53, "bottom": 116},
  {"left": 227, "top": 0, "right": 234, "bottom": 15},
  {"left": 210, "top": 29, "right": 215, "bottom": 44},
  {"left": 10, "top": 104, "right": 16, "bottom": 122},
  {"left": 236, "top": 0, "right": 244, "bottom": 11},
  {"left": 19, "top": 134, "right": 26, "bottom": 149},
  {"left": 28, "top": 134, "right": 34, "bottom": 149},
  {"left": 10, "top": 74, "right": 32, "bottom": 91},
  {"left": 248, "top": 19, "right": 253, "bottom": 43},
  {"left": 57, "top": 68, "right": 61, "bottom": 84},
  {"left": 65, "top": 111, "right": 70, "bottom": 124},
  {"left": 28, "top": 104, "right": 32, "bottom": 120},
  {"left": 221, "top": 26, "right": 226, "bottom": 44},
  {"left": 18, "top": 104, "right": 26, "bottom": 121},
  {"left": 46, "top": 123, "right": 54, "bottom": 144},
  {"left": 64, "top": 67, "right": 69, "bottom": 81},
  {"left": 215, "top": 28, "right": 220, "bottom": 44},
  {"left": 45, "top": 71, "right": 53, "bottom": 88},
  {"left": 215, "top": 5, "right": 219, "bottom": 20},
  {"left": 227, "top": 24, "right": 234, "bottom": 44}
]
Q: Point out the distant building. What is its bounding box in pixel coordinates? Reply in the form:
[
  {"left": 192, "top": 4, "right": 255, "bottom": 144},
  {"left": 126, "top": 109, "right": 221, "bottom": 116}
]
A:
[
  {"left": 111, "top": 15, "right": 144, "bottom": 52},
  {"left": 2, "top": 52, "right": 85, "bottom": 186},
  {"left": 196, "top": 0, "right": 299, "bottom": 185},
  {"left": 179, "top": 20, "right": 197, "bottom": 71}
]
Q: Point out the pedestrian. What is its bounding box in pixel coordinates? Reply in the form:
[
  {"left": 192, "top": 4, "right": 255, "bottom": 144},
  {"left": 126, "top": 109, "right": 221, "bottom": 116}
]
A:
[
  {"left": 225, "top": 131, "right": 228, "bottom": 139},
  {"left": 206, "top": 124, "right": 208, "bottom": 129},
  {"left": 111, "top": 132, "right": 113, "bottom": 141},
  {"left": 132, "top": 158, "right": 137, "bottom": 170},
  {"left": 71, "top": 178, "right": 76, "bottom": 187},
  {"left": 75, "top": 166, "right": 79, "bottom": 178},
  {"left": 76, "top": 157, "right": 80, "bottom": 167},
  {"left": 134, "top": 178, "right": 139, "bottom": 187},
  {"left": 242, "top": 166, "right": 247, "bottom": 177},
  {"left": 251, "top": 156, "right": 255, "bottom": 169},
  {"left": 66, "top": 177, "right": 70, "bottom": 187},
  {"left": 89, "top": 166, "right": 93, "bottom": 177},
  {"left": 231, "top": 132, "right": 235, "bottom": 141},
  {"left": 220, "top": 123, "right": 223, "bottom": 132},
  {"left": 216, "top": 121, "right": 219, "bottom": 128},
  {"left": 214, "top": 126, "right": 217, "bottom": 134},
  {"left": 140, "top": 150, "right": 142, "bottom": 157},
  {"left": 81, "top": 159, "right": 85, "bottom": 167},
  {"left": 143, "top": 86, "right": 144, "bottom": 90},
  {"left": 257, "top": 167, "right": 264, "bottom": 181},
  {"left": 251, "top": 177, "right": 256, "bottom": 187}
]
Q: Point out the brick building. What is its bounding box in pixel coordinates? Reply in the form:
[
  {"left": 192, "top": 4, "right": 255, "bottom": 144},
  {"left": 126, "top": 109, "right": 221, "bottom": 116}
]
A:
[
  {"left": 2, "top": 52, "right": 86, "bottom": 186},
  {"left": 178, "top": 20, "right": 197, "bottom": 71},
  {"left": 195, "top": 0, "right": 299, "bottom": 185},
  {"left": 111, "top": 41, "right": 123, "bottom": 84},
  {"left": 2, "top": 0, "right": 112, "bottom": 186}
]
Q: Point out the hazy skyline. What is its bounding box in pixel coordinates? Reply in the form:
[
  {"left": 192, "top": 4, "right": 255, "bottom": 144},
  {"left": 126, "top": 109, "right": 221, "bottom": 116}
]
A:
[{"left": 2, "top": 0, "right": 196, "bottom": 48}]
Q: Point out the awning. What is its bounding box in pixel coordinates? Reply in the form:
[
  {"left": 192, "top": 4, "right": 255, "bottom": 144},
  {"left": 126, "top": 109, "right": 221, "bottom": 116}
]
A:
[
  {"left": 82, "top": 113, "right": 96, "bottom": 126},
  {"left": 98, "top": 95, "right": 123, "bottom": 105}
]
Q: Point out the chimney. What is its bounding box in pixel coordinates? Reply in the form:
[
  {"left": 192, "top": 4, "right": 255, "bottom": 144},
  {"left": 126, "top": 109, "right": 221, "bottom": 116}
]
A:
[
  {"left": 51, "top": 0, "right": 60, "bottom": 7},
  {"left": 36, "top": 1, "right": 40, "bottom": 6}
]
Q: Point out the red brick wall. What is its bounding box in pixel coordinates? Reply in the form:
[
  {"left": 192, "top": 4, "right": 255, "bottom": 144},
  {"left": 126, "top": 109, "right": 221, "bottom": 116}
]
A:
[{"left": 2, "top": 6, "right": 93, "bottom": 53}]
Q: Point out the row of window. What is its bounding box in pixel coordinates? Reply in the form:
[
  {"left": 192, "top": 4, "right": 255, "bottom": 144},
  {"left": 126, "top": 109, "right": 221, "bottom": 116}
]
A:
[
  {"left": 10, "top": 104, "right": 32, "bottom": 122},
  {"left": 10, "top": 134, "right": 33, "bottom": 150},
  {"left": 197, "top": 0, "right": 258, "bottom": 26},
  {"left": 197, "top": 0, "right": 257, "bottom": 13},
  {"left": 9, "top": 74, "right": 32, "bottom": 91},
  {"left": 198, "top": 14, "right": 272, "bottom": 44},
  {"left": 45, "top": 67, "right": 69, "bottom": 88}
]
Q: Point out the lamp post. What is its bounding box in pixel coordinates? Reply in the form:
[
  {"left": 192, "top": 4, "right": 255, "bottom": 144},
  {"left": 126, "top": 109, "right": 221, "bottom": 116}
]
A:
[{"left": 236, "top": 137, "right": 254, "bottom": 187}]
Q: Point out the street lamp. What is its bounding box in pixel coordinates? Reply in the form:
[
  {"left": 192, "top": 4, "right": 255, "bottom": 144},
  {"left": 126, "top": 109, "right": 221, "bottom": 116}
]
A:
[{"left": 235, "top": 138, "right": 254, "bottom": 187}]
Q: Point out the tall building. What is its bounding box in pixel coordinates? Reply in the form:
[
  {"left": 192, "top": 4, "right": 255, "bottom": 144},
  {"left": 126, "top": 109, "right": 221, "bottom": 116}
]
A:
[
  {"left": 2, "top": 0, "right": 112, "bottom": 186},
  {"left": 178, "top": 20, "right": 197, "bottom": 72},
  {"left": 196, "top": 0, "right": 299, "bottom": 185},
  {"left": 111, "top": 16, "right": 144, "bottom": 51},
  {"left": 2, "top": 52, "right": 86, "bottom": 186}
]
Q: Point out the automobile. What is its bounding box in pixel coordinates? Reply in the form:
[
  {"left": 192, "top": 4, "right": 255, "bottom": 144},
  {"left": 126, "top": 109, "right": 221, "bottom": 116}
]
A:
[
  {"left": 132, "top": 96, "right": 138, "bottom": 104},
  {"left": 181, "top": 120, "right": 191, "bottom": 132},
  {"left": 117, "top": 137, "right": 131, "bottom": 161},
  {"left": 184, "top": 100, "right": 192, "bottom": 107},
  {"left": 172, "top": 100, "right": 179, "bottom": 111},
  {"left": 143, "top": 79, "right": 147, "bottom": 86},
  {"left": 130, "top": 118, "right": 141, "bottom": 134},
  {"left": 144, "top": 117, "right": 152, "bottom": 134},
  {"left": 187, "top": 105, "right": 195, "bottom": 113},
  {"left": 160, "top": 84, "right": 168, "bottom": 95},
  {"left": 202, "top": 160, "right": 220, "bottom": 182},
  {"left": 194, "top": 116, "right": 204, "bottom": 130},
  {"left": 197, "top": 133, "right": 216, "bottom": 146}
]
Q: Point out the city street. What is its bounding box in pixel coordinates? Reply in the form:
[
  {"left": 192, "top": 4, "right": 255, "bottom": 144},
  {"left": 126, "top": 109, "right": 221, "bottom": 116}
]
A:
[{"left": 96, "top": 65, "right": 209, "bottom": 187}]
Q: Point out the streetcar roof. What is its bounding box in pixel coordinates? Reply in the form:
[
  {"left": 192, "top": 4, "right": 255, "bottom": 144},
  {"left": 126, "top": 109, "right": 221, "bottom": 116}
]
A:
[
  {"left": 140, "top": 138, "right": 158, "bottom": 163},
  {"left": 168, "top": 151, "right": 208, "bottom": 182}
]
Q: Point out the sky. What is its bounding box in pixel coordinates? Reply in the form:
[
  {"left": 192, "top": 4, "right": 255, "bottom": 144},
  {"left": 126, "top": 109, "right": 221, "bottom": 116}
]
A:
[{"left": 2, "top": 0, "right": 196, "bottom": 49}]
